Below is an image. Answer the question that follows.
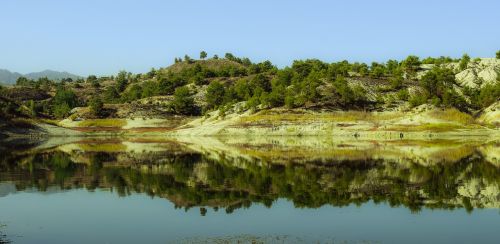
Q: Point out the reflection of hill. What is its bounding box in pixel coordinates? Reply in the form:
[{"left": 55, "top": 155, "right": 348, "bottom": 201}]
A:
[
  {"left": 178, "top": 136, "right": 498, "bottom": 166},
  {"left": 0, "top": 137, "right": 498, "bottom": 213}
]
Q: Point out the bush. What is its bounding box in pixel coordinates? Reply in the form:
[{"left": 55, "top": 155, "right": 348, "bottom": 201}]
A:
[
  {"left": 459, "top": 54, "right": 470, "bottom": 71},
  {"left": 389, "top": 76, "right": 404, "bottom": 90},
  {"left": 401, "top": 55, "right": 421, "bottom": 76},
  {"left": 409, "top": 91, "right": 428, "bottom": 107},
  {"left": 397, "top": 89, "right": 409, "bottom": 101},
  {"left": 205, "top": 80, "right": 225, "bottom": 109},
  {"left": 171, "top": 86, "right": 198, "bottom": 115},
  {"left": 420, "top": 67, "right": 456, "bottom": 98},
  {"left": 53, "top": 102, "right": 71, "bottom": 118},
  {"left": 89, "top": 97, "right": 104, "bottom": 116},
  {"left": 52, "top": 87, "right": 78, "bottom": 118}
]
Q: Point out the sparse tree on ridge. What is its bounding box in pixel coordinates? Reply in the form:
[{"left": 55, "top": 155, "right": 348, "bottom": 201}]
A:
[
  {"left": 200, "top": 51, "right": 207, "bottom": 60},
  {"left": 459, "top": 53, "right": 470, "bottom": 71}
]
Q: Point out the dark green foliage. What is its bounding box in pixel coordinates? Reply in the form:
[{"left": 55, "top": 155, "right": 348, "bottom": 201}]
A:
[
  {"left": 200, "top": 51, "right": 207, "bottom": 60},
  {"left": 465, "top": 82, "right": 500, "bottom": 109},
  {"left": 386, "top": 60, "right": 401, "bottom": 75},
  {"left": 397, "top": 89, "right": 409, "bottom": 101},
  {"left": 53, "top": 87, "right": 78, "bottom": 106},
  {"left": 53, "top": 102, "right": 71, "bottom": 118},
  {"left": 89, "top": 96, "right": 104, "bottom": 116},
  {"left": 184, "top": 55, "right": 193, "bottom": 63},
  {"left": 351, "top": 62, "right": 369, "bottom": 76},
  {"left": 16, "top": 77, "right": 33, "bottom": 86},
  {"left": 329, "top": 77, "right": 366, "bottom": 106},
  {"left": 5, "top": 52, "right": 496, "bottom": 118},
  {"left": 15, "top": 76, "right": 54, "bottom": 89},
  {"left": 205, "top": 80, "right": 225, "bottom": 109},
  {"left": 401, "top": 55, "right": 421, "bottom": 76},
  {"left": 496, "top": 50, "right": 500, "bottom": 59},
  {"left": 389, "top": 75, "right": 404, "bottom": 90},
  {"left": 171, "top": 86, "right": 198, "bottom": 115},
  {"left": 141, "top": 81, "right": 159, "bottom": 98},
  {"left": 158, "top": 74, "right": 185, "bottom": 95},
  {"left": 370, "top": 62, "right": 387, "bottom": 78},
  {"left": 419, "top": 66, "right": 468, "bottom": 109},
  {"left": 115, "top": 71, "right": 129, "bottom": 92},
  {"left": 420, "top": 67, "right": 456, "bottom": 98},
  {"left": 248, "top": 61, "right": 275, "bottom": 74},
  {"left": 103, "top": 86, "right": 120, "bottom": 103},
  {"left": 52, "top": 87, "right": 78, "bottom": 118},
  {"left": 422, "top": 56, "right": 457, "bottom": 65},
  {"left": 459, "top": 54, "right": 470, "bottom": 71},
  {"left": 409, "top": 90, "right": 428, "bottom": 107},
  {"left": 121, "top": 84, "right": 143, "bottom": 102}
]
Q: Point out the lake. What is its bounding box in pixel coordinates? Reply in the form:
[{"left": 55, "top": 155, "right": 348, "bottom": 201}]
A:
[{"left": 0, "top": 137, "right": 498, "bottom": 243}]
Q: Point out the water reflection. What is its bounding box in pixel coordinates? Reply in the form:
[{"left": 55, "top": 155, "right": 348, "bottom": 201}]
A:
[{"left": 1, "top": 137, "right": 498, "bottom": 214}]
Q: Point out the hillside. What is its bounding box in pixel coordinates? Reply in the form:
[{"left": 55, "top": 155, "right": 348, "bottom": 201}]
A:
[{"left": 0, "top": 53, "right": 498, "bottom": 138}]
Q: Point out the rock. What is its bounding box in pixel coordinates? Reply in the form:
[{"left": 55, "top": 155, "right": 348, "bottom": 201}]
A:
[{"left": 455, "top": 58, "right": 499, "bottom": 88}]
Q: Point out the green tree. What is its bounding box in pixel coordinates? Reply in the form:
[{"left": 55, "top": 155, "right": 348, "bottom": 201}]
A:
[
  {"left": 459, "top": 53, "right": 470, "bottom": 71},
  {"left": 225, "top": 53, "right": 235, "bottom": 60},
  {"left": 52, "top": 87, "right": 78, "bottom": 118},
  {"left": 401, "top": 55, "right": 421, "bottom": 76},
  {"left": 200, "top": 51, "right": 207, "bottom": 60},
  {"left": 171, "top": 86, "right": 197, "bottom": 115},
  {"left": 496, "top": 50, "right": 500, "bottom": 59},
  {"left": 205, "top": 80, "right": 225, "bottom": 109},
  {"left": 89, "top": 96, "right": 104, "bottom": 116},
  {"left": 115, "top": 71, "right": 128, "bottom": 92},
  {"left": 420, "top": 67, "right": 455, "bottom": 98},
  {"left": 16, "top": 77, "right": 33, "bottom": 86},
  {"left": 103, "top": 86, "right": 120, "bottom": 103},
  {"left": 53, "top": 102, "right": 71, "bottom": 118},
  {"left": 389, "top": 75, "right": 404, "bottom": 90}
]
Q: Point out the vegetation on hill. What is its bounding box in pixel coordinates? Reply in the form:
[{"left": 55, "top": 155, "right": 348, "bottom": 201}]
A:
[{"left": 0, "top": 51, "right": 498, "bottom": 121}]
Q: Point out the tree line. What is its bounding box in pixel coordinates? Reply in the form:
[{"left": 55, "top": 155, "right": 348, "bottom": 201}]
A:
[{"left": 2, "top": 50, "right": 499, "bottom": 118}]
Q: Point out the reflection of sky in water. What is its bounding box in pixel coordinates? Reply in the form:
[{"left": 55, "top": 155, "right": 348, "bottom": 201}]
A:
[{"left": 0, "top": 189, "right": 499, "bottom": 244}]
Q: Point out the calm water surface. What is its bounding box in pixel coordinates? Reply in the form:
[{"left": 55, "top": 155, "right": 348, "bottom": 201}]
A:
[{"left": 0, "top": 137, "right": 498, "bottom": 243}]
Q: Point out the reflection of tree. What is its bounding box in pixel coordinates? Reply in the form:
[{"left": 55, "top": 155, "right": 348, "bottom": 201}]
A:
[{"left": 0, "top": 148, "right": 498, "bottom": 214}]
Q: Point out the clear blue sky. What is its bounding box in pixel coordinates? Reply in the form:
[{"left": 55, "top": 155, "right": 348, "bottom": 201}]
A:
[{"left": 1, "top": 0, "right": 499, "bottom": 76}]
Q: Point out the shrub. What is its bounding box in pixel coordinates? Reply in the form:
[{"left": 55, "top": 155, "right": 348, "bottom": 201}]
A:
[
  {"left": 171, "top": 86, "right": 198, "bottom": 115},
  {"left": 206, "top": 80, "right": 225, "bottom": 109},
  {"left": 89, "top": 97, "right": 104, "bottom": 116},
  {"left": 53, "top": 102, "right": 71, "bottom": 118},
  {"left": 409, "top": 91, "right": 428, "bottom": 107},
  {"left": 397, "top": 89, "right": 409, "bottom": 101},
  {"left": 459, "top": 54, "right": 470, "bottom": 71}
]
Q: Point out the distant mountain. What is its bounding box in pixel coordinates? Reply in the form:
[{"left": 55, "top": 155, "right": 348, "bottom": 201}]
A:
[
  {"left": 24, "top": 70, "right": 81, "bottom": 81},
  {"left": 0, "top": 69, "right": 81, "bottom": 85},
  {"left": 0, "top": 69, "right": 22, "bottom": 84}
]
